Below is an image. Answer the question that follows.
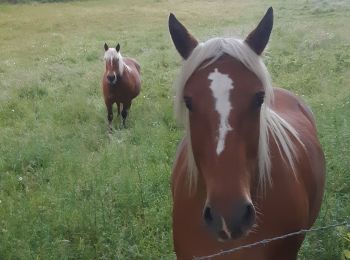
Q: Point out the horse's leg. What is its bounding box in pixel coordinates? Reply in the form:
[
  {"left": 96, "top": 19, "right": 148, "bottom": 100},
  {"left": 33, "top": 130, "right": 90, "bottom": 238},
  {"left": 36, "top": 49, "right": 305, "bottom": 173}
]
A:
[
  {"left": 106, "top": 102, "right": 113, "bottom": 132},
  {"left": 121, "top": 101, "right": 131, "bottom": 128}
]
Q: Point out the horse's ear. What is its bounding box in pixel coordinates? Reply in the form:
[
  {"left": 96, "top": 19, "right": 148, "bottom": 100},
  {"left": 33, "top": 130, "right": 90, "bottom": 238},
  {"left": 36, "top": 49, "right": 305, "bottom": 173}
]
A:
[
  {"left": 168, "top": 13, "right": 198, "bottom": 60},
  {"left": 116, "top": 43, "right": 120, "bottom": 52},
  {"left": 245, "top": 7, "right": 273, "bottom": 55},
  {"left": 104, "top": 43, "right": 109, "bottom": 51}
]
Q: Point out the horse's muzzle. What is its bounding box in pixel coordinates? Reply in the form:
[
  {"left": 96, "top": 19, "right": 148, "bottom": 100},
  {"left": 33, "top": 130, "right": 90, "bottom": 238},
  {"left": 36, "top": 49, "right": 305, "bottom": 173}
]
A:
[
  {"left": 203, "top": 201, "right": 256, "bottom": 241},
  {"left": 107, "top": 74, "right": 122, "bottom": 87},
  {"left": 107, "top": 74, "right": 116, "bottom": 83}
]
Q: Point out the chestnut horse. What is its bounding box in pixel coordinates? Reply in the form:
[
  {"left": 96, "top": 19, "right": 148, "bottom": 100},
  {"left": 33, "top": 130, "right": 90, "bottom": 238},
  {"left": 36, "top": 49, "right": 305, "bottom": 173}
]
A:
[
  {"left": 169, "top": 7, "right": 325, "bottom": 260},
  {"left": 102, "top": 43, "right": 141, "bottom": 129}
]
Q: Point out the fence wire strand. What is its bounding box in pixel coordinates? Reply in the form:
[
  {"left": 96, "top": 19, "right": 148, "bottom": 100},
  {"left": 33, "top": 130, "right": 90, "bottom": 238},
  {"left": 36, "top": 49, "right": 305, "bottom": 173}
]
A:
[{"left": 193, "top": 220, "right": 350, "bottom": 260}]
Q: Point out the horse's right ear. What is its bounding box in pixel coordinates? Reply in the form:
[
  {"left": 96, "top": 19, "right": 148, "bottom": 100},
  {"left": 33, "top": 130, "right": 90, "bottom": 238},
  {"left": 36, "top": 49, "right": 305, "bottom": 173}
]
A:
[
  {"left": 104, "top": 43, "right": 109, "bottom": 51},
  {"left": 116, "top": 43, "right": 120, "bottom": 52},
  {"left": 245, "top": 7, "right": 273, "bottom": 55},
  {"left": 168, "top": 13, "right": 198, "bottom": 60}
]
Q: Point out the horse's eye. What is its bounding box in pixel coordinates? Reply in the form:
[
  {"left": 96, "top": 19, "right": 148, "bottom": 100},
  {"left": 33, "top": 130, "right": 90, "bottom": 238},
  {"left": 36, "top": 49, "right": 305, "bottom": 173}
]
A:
[
  {"left": 184, "top": 96, "right": 192, "bottom": 111},
  {"left": 255, "top": 91, "right": 265, "bottom": 108}
]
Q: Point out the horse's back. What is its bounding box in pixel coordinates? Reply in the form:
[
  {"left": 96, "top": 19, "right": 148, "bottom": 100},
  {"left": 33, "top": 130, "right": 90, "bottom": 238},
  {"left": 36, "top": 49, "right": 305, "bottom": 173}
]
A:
[
  {"left": 272, "top": 87, "right": 316, "bottom": 129},
  {"left": 127, "top": 57, "right": 141, "bottom": 73},
  {"left": 124, "top": 57, "right": 141, "bottom": 95},
  {"left": 125, "top": 57, "right": 141, "bottom": 74}
]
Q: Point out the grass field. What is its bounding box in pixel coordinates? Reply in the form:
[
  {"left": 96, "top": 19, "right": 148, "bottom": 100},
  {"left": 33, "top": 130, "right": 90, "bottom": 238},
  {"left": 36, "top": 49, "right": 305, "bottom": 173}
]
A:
[{"left": 0, "top": 0, "right": 349, "bottom": 259}]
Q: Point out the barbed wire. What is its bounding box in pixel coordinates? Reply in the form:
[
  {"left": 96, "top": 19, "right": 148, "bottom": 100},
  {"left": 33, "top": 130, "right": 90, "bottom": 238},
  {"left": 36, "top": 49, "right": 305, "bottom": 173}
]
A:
[{"left": 193, "top": 220, "right": 350, "bottom": 260}]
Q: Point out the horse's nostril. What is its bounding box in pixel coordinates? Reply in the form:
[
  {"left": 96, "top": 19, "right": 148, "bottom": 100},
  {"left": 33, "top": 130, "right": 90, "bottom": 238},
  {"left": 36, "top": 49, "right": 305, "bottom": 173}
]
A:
[
  {"left": 242, "top": 203, "right": 255, "bottom": 226},
  {"left": 203, "top": 206, "right": 213, "bottom": 225}
]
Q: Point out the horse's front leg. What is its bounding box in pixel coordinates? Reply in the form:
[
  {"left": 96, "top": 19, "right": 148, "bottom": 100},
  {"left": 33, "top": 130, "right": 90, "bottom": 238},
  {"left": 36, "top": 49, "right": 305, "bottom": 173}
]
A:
[
  {"left": 121, "top": 101, "right": 131, "bottom": 128},
  {"left": 106, "top": 102, "right": 113, "bottom": 132}
]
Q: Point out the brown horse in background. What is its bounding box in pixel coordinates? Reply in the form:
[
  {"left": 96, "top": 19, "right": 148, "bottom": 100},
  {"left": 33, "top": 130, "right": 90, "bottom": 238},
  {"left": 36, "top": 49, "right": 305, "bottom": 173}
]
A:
[
  {"left": 169, "top": 7, "right": 325, "bottom": 260},
  {"left": 102, "top": 43, "right": 141, "bottom": 129}
]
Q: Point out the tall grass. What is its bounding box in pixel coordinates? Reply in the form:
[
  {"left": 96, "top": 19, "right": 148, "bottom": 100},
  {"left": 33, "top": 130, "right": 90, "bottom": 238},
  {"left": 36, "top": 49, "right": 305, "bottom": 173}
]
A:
[{"left": 0, "top": 0, "right": 349, "bottom": 259}]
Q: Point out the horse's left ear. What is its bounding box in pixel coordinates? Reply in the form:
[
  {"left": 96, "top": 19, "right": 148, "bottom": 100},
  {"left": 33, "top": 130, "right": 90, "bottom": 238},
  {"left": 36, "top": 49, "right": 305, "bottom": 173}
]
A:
[
  {"left": 245, "top": 7, "right": 273, "bottom": 55},
  {"left": 116, "top": 43, "right": 120, "bottom": 52},
  {"left": 104, "top": 43, "right": 109, "bottom": 51}
]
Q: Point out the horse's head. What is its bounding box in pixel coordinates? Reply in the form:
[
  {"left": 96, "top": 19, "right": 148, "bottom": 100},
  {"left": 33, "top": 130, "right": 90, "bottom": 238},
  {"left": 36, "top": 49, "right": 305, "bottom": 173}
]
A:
[
  {"left": 169, "top": 8, "right": 273, "bottom": 241},
  {"left": 103, "top": 43, "right": 123, "bottom": 86}
]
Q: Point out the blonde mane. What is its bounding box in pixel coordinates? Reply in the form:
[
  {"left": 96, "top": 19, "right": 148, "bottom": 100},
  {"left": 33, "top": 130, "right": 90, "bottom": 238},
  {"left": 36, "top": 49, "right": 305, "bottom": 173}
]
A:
[
  {"left": 104, "top": 48, "right": 127, "bottom": 75},
  {"left": 174, "top": 37, "right": 302, "bottom": 190}
]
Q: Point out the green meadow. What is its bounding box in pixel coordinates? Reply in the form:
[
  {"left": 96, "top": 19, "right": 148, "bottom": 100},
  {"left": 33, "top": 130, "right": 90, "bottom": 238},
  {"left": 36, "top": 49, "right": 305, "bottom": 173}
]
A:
[{"left": 0, "top": 0, "right": 349, "bottom": 259}]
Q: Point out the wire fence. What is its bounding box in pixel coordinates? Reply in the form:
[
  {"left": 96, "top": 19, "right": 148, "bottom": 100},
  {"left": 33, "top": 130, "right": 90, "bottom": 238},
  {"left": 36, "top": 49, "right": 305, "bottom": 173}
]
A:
[{"left": 193, "top": 220, "right": 350, "bottom": 260}]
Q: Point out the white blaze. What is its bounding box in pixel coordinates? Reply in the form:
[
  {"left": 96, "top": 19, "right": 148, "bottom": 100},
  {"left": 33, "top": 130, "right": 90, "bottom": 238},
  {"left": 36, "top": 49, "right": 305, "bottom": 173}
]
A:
[{"left": 208, "top": 68, "right": 234, "bottom": 155}]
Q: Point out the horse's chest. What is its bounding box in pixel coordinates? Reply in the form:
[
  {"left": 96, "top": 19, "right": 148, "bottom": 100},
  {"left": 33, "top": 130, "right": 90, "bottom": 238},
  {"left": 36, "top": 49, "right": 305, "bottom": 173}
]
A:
[{"left": 106, "top": 86, "right": 132, "bottom": 101}]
